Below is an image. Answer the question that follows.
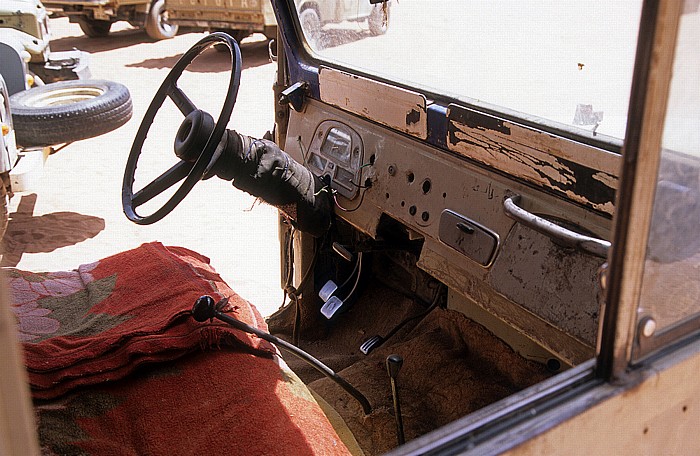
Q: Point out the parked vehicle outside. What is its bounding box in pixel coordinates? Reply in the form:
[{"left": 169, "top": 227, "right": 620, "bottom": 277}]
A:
[
  {"left": 0, "top": 0, "right": 132, "bottom": 148},
  {"left": 165, "top": 0, "right": 277, "bottom": 42},
  {"left": 296, "top": 0, "right": 390, "bottom": 44},
  {"left": 0, "top": 0, "right": 90, "bottom": 87},
  {"left": 0, "top": 75, "right": 19, "bottom": 239},
  {"left": 0, "top": 10, "right": 132, "bottom": 241},
  {"left": 163, "top": 0, "right": 389, "bottom": 47},
  {"left": 42, "top": 0, "right": 178, "bottom": 40}
]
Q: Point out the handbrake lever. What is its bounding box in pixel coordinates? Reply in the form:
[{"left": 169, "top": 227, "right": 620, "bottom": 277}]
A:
[{"left": 192, "top": 295, "right": 372, "bottom": 415}]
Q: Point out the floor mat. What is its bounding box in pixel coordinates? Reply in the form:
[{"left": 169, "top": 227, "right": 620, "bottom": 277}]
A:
[{"left": 277, "top": 284, "right": 551, "bottom": 455}]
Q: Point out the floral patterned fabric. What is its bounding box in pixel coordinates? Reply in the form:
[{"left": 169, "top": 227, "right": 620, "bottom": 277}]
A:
[{"left": 8, "top": 242, "right": 274, "bottom": 399}]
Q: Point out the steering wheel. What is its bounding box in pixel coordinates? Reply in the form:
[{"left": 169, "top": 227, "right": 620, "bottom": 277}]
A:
[{"left": 122, "top": 32, "right": 241, "bottom": 225}]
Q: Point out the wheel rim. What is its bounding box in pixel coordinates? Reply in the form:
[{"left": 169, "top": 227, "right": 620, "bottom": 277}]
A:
[
  {"left": 300, "top": 9, "right": 321, "bottom": 48},
  {"left": 159, "top": 8, "right": 175, "bottom": 34},
  {"left": 21, "top": 87, "right": 106, "bottom": 107}
]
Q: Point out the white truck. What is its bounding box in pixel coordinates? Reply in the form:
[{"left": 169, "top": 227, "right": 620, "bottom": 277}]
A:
[{"left": 163, "top": 0, "right": 388, "bottom": 45}]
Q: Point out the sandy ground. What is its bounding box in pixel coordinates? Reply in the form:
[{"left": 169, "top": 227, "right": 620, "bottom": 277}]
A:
[{"left": 3, "top": 18, "right": 284, "bottom": 317}]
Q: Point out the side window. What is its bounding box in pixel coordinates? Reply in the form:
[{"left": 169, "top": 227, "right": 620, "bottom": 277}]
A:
[
  {"left": 634, "top": 4, "right": 700, "bottom": 358},
  {"left": 296, "top": 1, "right": 642, "bottom": 142}
]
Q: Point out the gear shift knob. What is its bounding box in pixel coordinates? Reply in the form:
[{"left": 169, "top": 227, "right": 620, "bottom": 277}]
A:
[
  {"left": 191, "top": 295, "right": 216, "bottom": 322},
  {"left": 386, "top": 354, "right": 405, "bottom": 445},
  {"left": 386, "top": 354, "right": 404, "bottom": 379}
]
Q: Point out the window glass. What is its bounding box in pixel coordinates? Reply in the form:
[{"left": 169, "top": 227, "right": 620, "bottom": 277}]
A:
[
  {"left": 295, "top": 0, "right": 642, "bottom": 140},
  {"left": 636, "top": 3, "right": 700, "bottom": 345}
]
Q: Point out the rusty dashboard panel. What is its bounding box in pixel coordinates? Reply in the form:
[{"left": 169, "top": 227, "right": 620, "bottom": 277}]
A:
[
  {"left": 447, "top": 104, "right": 620, "bottom": 216},
  {"left": 318, "top": 67, "right": 428, "bottom": 140},
  {"left": 285, "top": 100, "right": 606, "bottom": 364},
  {"left": 286, "top": 100, "right": 612, "bottom": 247}
]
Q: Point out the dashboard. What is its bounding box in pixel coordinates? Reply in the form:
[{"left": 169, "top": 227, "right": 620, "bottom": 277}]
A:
[{"left": 287, "top": 99, "right": 610, "bottom": 366}]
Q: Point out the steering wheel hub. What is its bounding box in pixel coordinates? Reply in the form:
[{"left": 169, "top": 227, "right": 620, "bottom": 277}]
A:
[{"left": 174, "top": 110, "right": 215, "bottom": 162}]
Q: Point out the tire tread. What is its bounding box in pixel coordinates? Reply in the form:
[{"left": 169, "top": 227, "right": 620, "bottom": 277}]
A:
[{"left": 10, "top": 80, "right": 133, "bottom": 147}]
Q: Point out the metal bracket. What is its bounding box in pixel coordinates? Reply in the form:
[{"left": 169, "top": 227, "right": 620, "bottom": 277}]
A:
[{"left": 279, "top": 81, "right": 308, "bottom": 112}]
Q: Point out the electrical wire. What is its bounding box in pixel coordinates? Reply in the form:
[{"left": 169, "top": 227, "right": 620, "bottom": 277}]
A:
[
  {"left": 381, "top": 285, "right": 443, "bottom": 343},
  {"left": 343, "top": 252, "right": 363, "bottom": 301},
  {"left": 297, "top": 135, "right": 309, "bottom": 167},
  {"left": 337, "top": 252, "right": 361, "bottom": 290},
  {"left": 333, "top": 188, "right": 367, "bottom": 212},
  {"left": 349, "top": 180, "right": 372, "bottom": 189}
]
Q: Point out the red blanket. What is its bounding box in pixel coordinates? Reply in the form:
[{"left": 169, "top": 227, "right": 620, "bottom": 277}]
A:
[
  {"left": 34, "top": 350, "right": 351, "bottom": 456},
  {"left": 8, "top": 242, "right": 273, "bottom": 399},
  {"left": 8, "top": 243, "right": 351, "bottom": 455}
]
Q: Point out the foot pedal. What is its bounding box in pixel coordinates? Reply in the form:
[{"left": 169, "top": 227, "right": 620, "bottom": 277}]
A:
[
  {"left": 320, "top": 296, "right": 344, "bottom": 319},
  {"left": 332, "top": 242, "right": 354, "bottom": 262},
  {"left": 360, "top": 335, "right": 385, "bottom": 355},
  {"left": 319, "top": 280, "right": 338, "bottom": 302}
]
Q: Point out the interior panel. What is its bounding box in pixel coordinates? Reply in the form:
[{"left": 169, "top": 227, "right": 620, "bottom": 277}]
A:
[{"left": 283, "top": 98, "right": 609, "bottom": 363}]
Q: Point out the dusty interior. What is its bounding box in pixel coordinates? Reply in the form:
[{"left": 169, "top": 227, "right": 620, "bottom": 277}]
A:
[
  {"left": 0, "top": 13, "right": 614, "bottom": 454},
  {"left": 270, "top": 258, "right": 551, "bottom": 456}
]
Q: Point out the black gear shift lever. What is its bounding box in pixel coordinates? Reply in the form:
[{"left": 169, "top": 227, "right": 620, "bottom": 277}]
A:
[
  {"left": 192, "top": 295, "right": 371, "bottom": 415},
  {"left": 386, "top": 354, "right": 406, "bottom": 445}
]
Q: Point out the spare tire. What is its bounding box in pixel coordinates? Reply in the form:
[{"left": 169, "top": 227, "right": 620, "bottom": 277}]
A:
[{"left": 10, "top": 80, "right": 132, "bottom": 147}]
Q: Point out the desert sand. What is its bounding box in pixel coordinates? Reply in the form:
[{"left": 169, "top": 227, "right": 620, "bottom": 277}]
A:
[{"left": 3, "top": 18, "right": 284, "bottom": 317}]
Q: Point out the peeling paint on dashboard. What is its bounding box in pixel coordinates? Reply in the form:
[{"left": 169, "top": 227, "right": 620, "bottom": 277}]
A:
[
  {"left": 447, "top": 104, "right": 619, "bottom": 216},
  {"left": 406, "top": 108, "right": 421, "bottom": 125},
  {"left": 319, "top": 67, "right": 428, "bottom": 139}
]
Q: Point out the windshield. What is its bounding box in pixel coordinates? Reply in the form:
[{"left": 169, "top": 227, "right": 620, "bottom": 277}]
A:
[{"left": 296, "top": 0, "right": 643, "bottom": 141}]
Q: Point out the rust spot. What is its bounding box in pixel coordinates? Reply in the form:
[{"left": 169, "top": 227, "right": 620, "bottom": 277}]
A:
[{"left": 406, "top": 108, "right": 421, "bottom": 125}]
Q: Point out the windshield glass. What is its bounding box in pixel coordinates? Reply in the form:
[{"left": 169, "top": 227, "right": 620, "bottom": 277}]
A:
[
  {"left": 295, "top": 0, "right": 643, "bottom": 141},
  {"left": 636, "top": 3, "right": 699, "bottom": 353}
]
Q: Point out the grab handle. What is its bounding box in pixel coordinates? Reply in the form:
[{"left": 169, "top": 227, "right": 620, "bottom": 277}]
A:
[{"left": 503, "top": 194, "right": 610, "bottom": 259}]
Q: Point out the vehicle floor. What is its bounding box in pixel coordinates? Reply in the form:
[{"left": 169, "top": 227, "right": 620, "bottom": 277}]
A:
[{"left": 271, "top": 282, "right": 551, "bottom": 456}]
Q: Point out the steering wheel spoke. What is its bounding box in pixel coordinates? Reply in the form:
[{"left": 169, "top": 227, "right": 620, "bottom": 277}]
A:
[
  {"left": 132, "top": 160, "right": 193, "bottom": 207},
  {"left": 122, "top": 32, "right": 242, "bottom": 225},
  {"left": 169, "top": 85, "right": 197, "bottom": 116}
]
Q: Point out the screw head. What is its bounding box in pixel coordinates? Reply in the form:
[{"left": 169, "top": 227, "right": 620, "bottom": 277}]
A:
[{"left": 639, "top": 317, "right": 657, "bottom": 338}]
